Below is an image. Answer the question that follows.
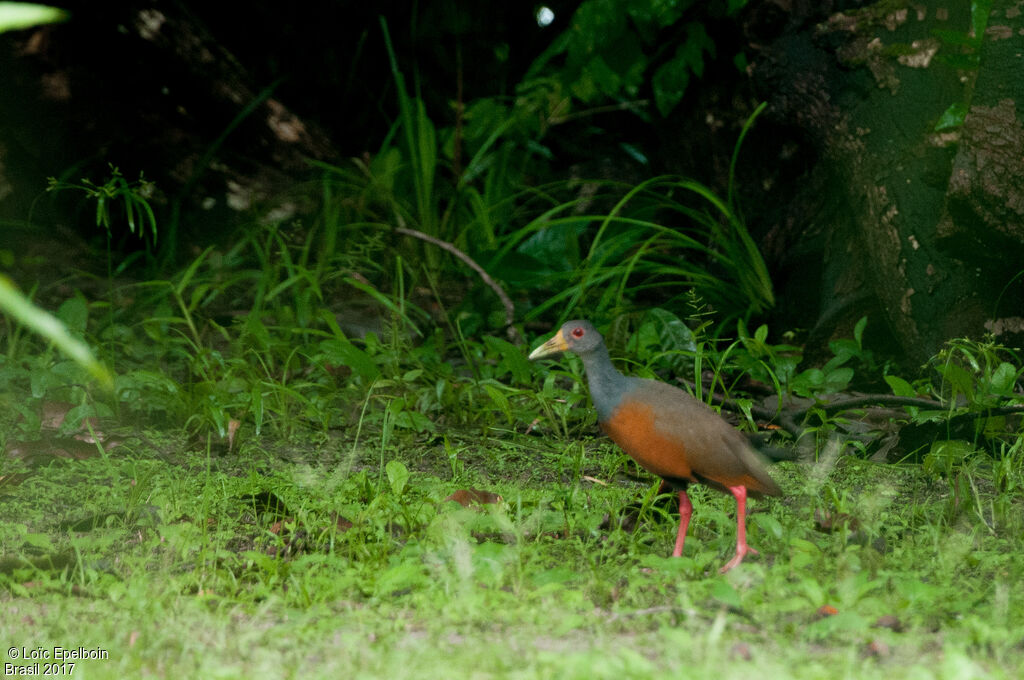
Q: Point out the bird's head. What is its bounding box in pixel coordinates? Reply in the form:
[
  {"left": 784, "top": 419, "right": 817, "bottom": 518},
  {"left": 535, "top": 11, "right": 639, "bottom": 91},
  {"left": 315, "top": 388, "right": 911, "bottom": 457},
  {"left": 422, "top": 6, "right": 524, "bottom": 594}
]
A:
[{"left": 528, "top": 319, "right": 603, "bottom": 359}]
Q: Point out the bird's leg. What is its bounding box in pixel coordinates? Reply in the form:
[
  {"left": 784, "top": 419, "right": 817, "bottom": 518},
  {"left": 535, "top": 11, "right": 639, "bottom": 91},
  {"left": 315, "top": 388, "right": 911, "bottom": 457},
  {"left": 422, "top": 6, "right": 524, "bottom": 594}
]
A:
[
  {"left": 720, "top": 485, "right": 758, "bottom": 573},
  {"left": 671, "top": 490, "right": 693, "bottom": 558}
]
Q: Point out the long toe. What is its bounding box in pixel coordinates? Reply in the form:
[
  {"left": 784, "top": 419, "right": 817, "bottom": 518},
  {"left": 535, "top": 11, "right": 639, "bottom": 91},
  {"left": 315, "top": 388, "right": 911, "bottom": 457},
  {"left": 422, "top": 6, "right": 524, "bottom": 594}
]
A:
[
  {"left": 719, "top": 544, "right": 759, "bottom": 573},
  {"left": 719, "top": 555, "right": 743, "bottom": 573}
]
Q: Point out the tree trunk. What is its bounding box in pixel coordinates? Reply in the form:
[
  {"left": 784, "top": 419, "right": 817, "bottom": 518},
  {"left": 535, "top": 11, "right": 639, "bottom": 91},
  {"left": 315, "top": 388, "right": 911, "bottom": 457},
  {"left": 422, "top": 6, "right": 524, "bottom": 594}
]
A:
[{"left": 755, "top": 0, "right": 1024, "bottom": 362}]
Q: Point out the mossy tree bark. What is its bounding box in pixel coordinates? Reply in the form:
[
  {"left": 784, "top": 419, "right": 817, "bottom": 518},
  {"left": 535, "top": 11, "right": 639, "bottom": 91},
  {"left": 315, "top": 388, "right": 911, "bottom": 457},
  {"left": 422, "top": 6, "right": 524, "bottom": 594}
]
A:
[{"left": 757, "top": 0, "right": 1024, "bottom": 363}]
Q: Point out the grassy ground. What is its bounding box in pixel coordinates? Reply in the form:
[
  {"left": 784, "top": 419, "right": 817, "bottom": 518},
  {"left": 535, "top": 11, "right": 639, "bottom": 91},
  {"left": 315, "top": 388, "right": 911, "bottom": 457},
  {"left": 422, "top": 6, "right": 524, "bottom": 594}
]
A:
[
  {"left": 2, "top": 74, "right": 1019, "bottom": 678},
  {"left": 1, "top": 425, "right": 1021, "bottom": 679}
]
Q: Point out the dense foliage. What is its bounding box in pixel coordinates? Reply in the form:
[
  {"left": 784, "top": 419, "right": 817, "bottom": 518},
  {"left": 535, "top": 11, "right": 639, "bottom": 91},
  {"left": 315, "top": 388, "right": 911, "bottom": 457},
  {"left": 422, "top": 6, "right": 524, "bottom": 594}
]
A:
[{"left": 1, "top": 2, "right": 1023, "bottom": 678}]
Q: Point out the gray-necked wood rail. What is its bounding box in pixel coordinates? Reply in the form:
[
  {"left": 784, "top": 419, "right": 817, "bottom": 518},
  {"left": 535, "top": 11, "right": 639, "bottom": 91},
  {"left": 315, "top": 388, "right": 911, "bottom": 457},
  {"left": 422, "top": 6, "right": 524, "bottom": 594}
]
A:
[{"left": 529, "top": 319, "right": 781, "bottom": 572}]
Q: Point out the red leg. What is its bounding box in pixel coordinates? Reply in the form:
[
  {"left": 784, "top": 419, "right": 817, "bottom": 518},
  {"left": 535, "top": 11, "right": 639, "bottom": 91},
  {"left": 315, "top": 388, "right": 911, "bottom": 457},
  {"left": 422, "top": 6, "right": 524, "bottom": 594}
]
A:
[
  {"left": 720, "top": 485, "right": 759, "bottom": 573},
  {"left": 671, "top": 490, "right": 693, "bottom": 557}
]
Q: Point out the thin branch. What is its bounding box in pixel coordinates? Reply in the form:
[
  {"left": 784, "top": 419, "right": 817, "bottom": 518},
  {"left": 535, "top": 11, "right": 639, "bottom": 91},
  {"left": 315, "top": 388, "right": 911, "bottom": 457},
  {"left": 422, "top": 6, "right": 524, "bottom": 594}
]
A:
[
  {"left": 548, "top": 100, "right": 650, "bottom": 126},
  {"left": 673, "top": 379, "right": 1024, "bottom": 439},
  {"left": 788, "top": 395, "right": 1024, "bottom": 422},
  {"left": 790, "top": 395, "right": 943, "bottom": 419},
  {"left": 395, "top": 226, "right": 518, "bottom": 342}
]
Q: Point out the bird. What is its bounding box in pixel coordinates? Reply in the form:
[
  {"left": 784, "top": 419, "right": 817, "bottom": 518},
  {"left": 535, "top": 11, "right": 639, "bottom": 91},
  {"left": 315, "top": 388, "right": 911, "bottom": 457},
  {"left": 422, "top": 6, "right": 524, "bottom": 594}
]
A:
[{"left": 529, "top": 319, "right": 781, "bottom": 572}]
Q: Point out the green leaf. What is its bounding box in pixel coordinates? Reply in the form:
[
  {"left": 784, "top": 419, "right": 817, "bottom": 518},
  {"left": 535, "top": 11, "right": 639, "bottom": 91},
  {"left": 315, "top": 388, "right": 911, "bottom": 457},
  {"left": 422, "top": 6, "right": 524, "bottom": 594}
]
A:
[
  {"left": 319, "top": 339, "right": 381, "bottom": 382},
  {"left": 636, "top": 308, "right": 697, "bottom": 374},
  {"left": 788, "top": 536, "right": 822, "bottom": 569},
  {"left": 826, "top": 339, "right": 858, "bottom": 367},
  {"left": 64, "top": 403, "right": 112, "bottom": 433},
  {"left": 626, "top": 0, "right": 691, "bottom": 36},
  {"left": 651, "top": 23, "right": 718, "bottom": 112},
  {"left": 752, "top": 513, "right": 783, "bottom": 540},
  {"left": 853, "top": 316, "right": 867, "bottom": 347},
  {"left": 988, "top": 362, "right": 1018, "bottom": 396},
  {"left": 56, "top": 296, "right": 88, "bottom": 334},
  {"left": 374, "top": 560, "right": 426, "bottom": 596},
  {"left": 936, "top": 362, "right": 975, "bottom": 401},
  {"left": 733, "top": 51, "right": 748, "bottom": 72},
  {"left": 790, "top": 368, "right": 824, "bottom": 397},
  {"left": 531, "top": 566, "right": 577, "bottom": 587},
  {"left": 584, "top": 54, "right": 626, "bottom": 100},
  {"left": 514, "top": 220, "right": 588, "bottom": 274},
  {"left": 482, "top": 382, "right": 513, "bottom": 423},
  {"left": 884, "top": 374, "right": 916, "bottom": 397},
  {"left": 754, "top": 324, "right": 768, "bottom": 345},
  {"left": 619, "top": 142, "right": 649, "bottom": 165},
  {"left": 23, "top": 532, "right": 54, "bottom": 551},
  {"left": 651, "top": 52, "right": 691, "bottom": 117},
  {"left": 711, "top": 579, "right": 742, "bottom": 608},
  {"left": 0, "top": 3, "right": 68, "bottom": 34},
  {"left": 385, "top": 460, "right": 410, "bottom": 496},
  {"left": 923, "top": 440, "right": 976, "bottom": 477},
  {"left": 483, "top": 335, "right": 533, "bottom": 384},
  {"left": 823, "top": 367, "right": 854, "bottom": 393},
  {"left": 243, "top": 315, "right": 272, "bottom": 351},
  {"left": 971, "top": 0, "right": 993, "bottom": 42},
  {"left": 935, "top": 102, "right": 967, "bottom": 131},
  {"left": 567, "top": 0, "right": 626, "bottom": 67},
  {"left": 931, "top": 29, "right": 977, "bottom": 49},
  {"left": 393, "top": 409, "right": 436, "bottom": 433},
  {"left": 0, "top": 275, "right": 112, "bottom": 388},
  {"left": 651, "top": 307, "right": 697, "bottom": 352}
]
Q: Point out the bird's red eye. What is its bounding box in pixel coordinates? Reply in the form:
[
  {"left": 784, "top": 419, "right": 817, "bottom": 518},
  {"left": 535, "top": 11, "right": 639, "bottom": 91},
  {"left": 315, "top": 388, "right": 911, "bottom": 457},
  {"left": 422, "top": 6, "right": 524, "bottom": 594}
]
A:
[{"left": 571, "top": 326, "right": 585, "bottom": 339}]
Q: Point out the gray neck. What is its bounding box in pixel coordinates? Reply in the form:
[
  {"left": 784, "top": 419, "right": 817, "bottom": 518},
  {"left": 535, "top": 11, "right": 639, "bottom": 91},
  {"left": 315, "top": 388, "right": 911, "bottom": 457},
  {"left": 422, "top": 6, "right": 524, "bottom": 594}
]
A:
[{"left": 578, "top": 343, "right": 632, "bottom": 421}]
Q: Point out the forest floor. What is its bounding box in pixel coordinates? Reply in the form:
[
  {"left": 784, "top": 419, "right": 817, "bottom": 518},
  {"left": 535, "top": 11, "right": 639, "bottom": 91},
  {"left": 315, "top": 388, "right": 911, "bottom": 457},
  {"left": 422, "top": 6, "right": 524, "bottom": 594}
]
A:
[{"left": 1, "top": 426, "right": 1021, "bottom": 679}]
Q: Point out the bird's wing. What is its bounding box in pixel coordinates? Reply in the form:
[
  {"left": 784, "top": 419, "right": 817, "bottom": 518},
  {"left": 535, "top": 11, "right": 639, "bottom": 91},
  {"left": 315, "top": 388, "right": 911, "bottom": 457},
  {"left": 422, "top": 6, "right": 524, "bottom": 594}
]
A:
[{"left": 636, "top": 379, "right": 782, "bottom": 496}]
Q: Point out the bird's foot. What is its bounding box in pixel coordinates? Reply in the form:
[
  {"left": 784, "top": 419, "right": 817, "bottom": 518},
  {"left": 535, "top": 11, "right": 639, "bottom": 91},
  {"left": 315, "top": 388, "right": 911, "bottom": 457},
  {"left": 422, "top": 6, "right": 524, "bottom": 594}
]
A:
[{"left": 719, "top": 544, "right": 759, "bottom": 573}]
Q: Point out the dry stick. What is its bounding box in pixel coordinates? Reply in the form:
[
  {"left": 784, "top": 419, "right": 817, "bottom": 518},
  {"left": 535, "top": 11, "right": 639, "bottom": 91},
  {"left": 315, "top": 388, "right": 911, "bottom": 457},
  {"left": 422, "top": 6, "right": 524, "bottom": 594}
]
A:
[
  {"left": 548, "top": 100, "right": 650, "bottom": 125},
  {"left": 395, "top": 227, "right": 518, "bottom": 342},
  {"left": 788, "top": 395, "right": 1024, "bottom": 422},
  {"left": 676, "top": 379, "right": 1024, "bottom": 439},
  {"left": 789, "top": 395, "right": 946, "bottom": 420}
]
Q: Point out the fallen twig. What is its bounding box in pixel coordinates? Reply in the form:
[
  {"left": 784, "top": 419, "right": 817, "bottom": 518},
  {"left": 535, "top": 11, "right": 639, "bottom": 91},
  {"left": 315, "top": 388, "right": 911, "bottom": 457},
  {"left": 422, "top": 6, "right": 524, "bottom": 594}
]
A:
[{"left": 395, "top": 226, "right": 519, "bottom": 343}]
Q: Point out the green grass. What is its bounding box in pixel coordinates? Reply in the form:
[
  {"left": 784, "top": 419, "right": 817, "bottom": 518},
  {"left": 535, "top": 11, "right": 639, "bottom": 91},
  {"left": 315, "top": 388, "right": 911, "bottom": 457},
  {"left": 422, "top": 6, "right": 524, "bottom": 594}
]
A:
[
  {"left": 1, "top": 425, "right": 1022, "bottom": 679},
  {"left": 1, "top": 227, "right": 1022, "bottom": 678},
  {"left": 4, "top": 10, "right": 1021, "bottom": 675}
]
